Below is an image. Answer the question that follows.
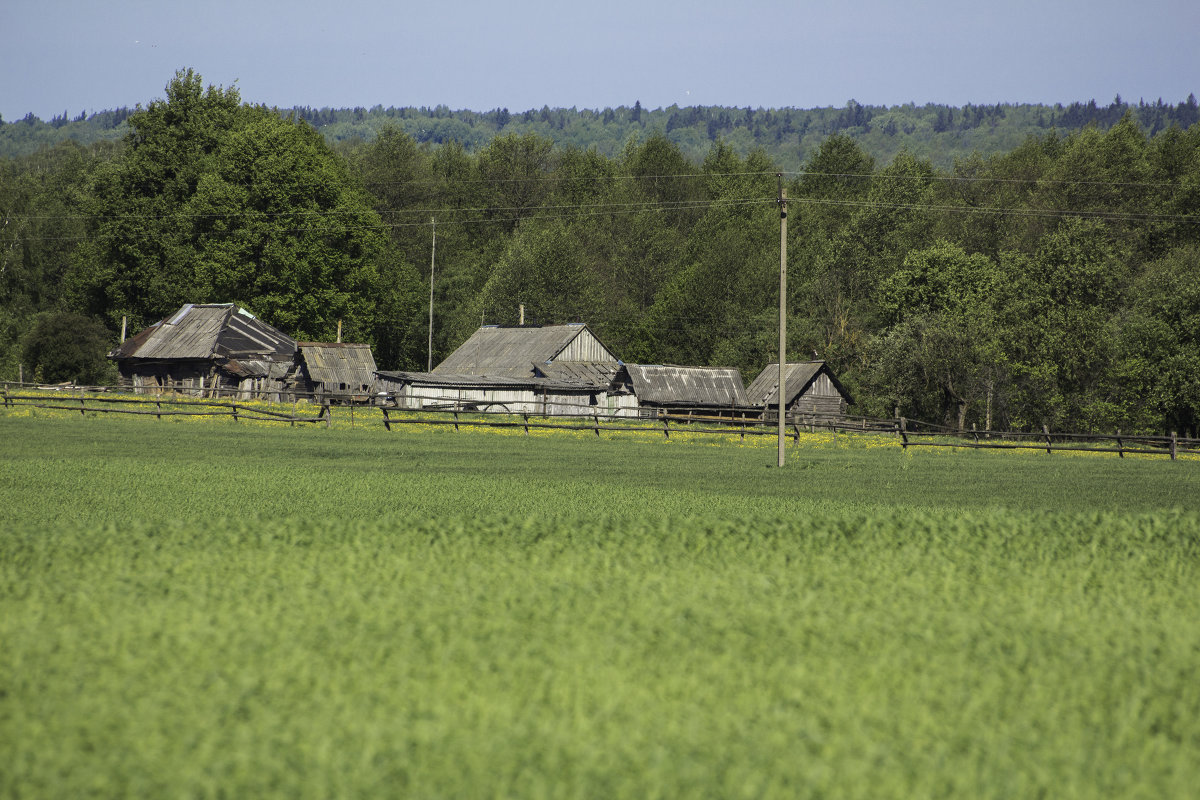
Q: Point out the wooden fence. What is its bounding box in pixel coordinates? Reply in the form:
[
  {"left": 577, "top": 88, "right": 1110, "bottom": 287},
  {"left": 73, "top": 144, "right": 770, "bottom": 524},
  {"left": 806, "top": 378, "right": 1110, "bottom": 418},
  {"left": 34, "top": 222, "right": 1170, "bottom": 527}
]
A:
[
  {"left": 2, "top": 385, "right": 1196, "bottom": 460},
  {"left": 896, "top": 418, "right": 1198, "bottom": 461}
]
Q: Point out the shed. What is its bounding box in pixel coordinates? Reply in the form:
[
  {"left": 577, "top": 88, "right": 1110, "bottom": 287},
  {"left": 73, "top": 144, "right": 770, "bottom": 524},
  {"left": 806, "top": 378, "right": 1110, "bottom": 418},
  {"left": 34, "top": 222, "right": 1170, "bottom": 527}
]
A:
[
  {"left": 292, "top": 342, "right": 378, "bottom": 403},
  {"left": 623, "top": 364, "right": 749, "bottom": 415},
  {"left": 433, "top": 324, "right": 619, "bottom": 379},
  {"left": 108, "top": 303, "right": 296, "bottom": 399},
  {"left": 744, "top": 361, "right": 853, "bottom": 419}
]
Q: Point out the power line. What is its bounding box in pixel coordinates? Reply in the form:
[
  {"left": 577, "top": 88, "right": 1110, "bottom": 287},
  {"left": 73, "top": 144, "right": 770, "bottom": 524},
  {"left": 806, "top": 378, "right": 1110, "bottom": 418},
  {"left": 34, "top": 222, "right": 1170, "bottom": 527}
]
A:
[{"left": 3, "top": 192, "right": 1198, "bottom": 245}]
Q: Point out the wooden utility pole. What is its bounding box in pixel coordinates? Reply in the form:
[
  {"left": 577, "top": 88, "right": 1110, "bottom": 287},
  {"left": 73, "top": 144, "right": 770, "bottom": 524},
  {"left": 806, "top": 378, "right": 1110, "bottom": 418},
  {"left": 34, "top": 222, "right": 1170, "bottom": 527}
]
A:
[
  {"left": 427, "top": 217, "right": 436, "bottom": 372},
  {"left": 777, "top": 177, "right": 788, "bottom": 468}
]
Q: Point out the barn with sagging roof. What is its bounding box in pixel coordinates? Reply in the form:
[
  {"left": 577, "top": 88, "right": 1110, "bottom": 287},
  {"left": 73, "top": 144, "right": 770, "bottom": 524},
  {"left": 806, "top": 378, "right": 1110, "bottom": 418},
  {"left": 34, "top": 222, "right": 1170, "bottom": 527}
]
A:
[
  {"left": 108, "top": 303, "right": 297, "bottom": 399},
  {"left": 290, "top": 342, "right": 378, "bottom": 403}
]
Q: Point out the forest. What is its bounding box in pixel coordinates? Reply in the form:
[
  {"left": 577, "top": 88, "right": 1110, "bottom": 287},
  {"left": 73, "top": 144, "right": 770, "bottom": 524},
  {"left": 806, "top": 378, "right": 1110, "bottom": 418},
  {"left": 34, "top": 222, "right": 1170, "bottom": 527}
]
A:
[{"left": 2, "top": 69, "right": 1198, "bottom": 435}]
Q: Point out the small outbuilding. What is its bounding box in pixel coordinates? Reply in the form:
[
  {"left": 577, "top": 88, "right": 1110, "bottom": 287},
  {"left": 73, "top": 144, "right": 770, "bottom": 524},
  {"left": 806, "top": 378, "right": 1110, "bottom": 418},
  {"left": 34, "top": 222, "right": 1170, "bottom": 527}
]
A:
[
  {"left": 623, "top": 364, "right": 749, "bottom": 416},
  {"left": 108, "top": 303, "right": 297, "bottom": 399},
  {"left": 744, "top": 361, "right": 853, "bottom": 419},
  {"left": 291, "top": 342, "right": 378, "bottom": 403}
]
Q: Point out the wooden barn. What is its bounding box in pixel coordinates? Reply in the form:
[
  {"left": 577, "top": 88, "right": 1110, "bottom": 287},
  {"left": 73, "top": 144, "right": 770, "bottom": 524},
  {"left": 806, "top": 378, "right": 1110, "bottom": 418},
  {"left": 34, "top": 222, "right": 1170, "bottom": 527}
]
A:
[
  {"left": 623, "top": 364, "right": 749, "bottom": 416},
  {"left": 744, "top": 361, "right": 853, "bottom": 420},
  {"left": 377, "top": 323, "right": 636, "bottom": 417},
  {"left": 290, "top": 342, "right": 378, "bottom": 403},
  {"left": 108, "top": 303, "right": 297, "bottom": 399},
  {"left": 433, "top": 324, "right": 619, "bottom": 378}
]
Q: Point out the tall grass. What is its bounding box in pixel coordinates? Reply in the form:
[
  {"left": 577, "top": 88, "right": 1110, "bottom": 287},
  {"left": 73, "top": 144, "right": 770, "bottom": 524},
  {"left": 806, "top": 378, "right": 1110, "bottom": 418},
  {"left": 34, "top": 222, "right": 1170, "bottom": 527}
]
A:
[{"left": 2, "top": 416, "right": 1198, "bottom": 798}]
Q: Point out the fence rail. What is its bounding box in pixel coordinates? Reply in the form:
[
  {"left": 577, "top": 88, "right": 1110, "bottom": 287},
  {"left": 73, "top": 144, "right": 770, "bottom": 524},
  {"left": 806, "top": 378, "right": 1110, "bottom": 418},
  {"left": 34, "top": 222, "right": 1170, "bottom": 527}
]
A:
[{"left": 2, "top": 384, "right": 1196, "bottom": 461}]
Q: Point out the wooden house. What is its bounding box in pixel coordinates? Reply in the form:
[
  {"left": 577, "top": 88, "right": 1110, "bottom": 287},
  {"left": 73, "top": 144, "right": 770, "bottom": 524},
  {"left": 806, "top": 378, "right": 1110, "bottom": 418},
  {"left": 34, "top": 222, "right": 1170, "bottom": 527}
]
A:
[
  {"left": 108, "top": 303, "right": 296, "bottom": 399},
  {"left": 290, "top": 342, "right": 378, "bottom": 403},
  {"left": 377, "top": 323, "right": 635, "bottom": 417},
  {"left": 623, "top": 364, "right": 749, "bottom": 416},
  {"left": 744, "top": 361, "right": 852, "bottom": 420}
]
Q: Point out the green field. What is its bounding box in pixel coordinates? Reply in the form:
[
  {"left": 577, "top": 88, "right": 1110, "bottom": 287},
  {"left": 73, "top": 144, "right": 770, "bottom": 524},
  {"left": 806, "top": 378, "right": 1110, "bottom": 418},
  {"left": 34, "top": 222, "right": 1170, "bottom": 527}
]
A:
[{"left": 2, "top": 414, "right": 1199, "bottom": 798}]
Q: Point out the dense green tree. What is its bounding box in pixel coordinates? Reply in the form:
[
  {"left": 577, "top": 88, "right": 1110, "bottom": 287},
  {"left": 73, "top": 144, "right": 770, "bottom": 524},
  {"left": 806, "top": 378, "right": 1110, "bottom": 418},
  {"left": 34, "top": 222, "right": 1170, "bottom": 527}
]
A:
[
  {"left": 1115, "top": 245, "right": 1200, "bottom": 435},
  {"left": 474, "top": 219, "right": 603, "bottom": 326},
  {"left": 67, "top": 69, "right": 397, "bottom": 350},
  {"left": 6, "top": 75, "right": 1200, "bottom": 431},
  {"left": 1001, "top": 219, "right": 1127, "bottom": 430},
  {"left": 866, "top": 241, "right": 1006, "bottom": 427},
  {"left": 20, "top": 311, "right": 115, "bottom": 384}
]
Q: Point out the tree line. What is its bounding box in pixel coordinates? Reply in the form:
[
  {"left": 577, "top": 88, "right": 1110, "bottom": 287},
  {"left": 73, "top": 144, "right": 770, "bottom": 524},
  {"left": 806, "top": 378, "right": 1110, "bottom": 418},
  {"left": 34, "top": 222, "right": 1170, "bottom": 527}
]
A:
[
  {"left": 2, "top": 69, "right": 1198, "bottom": 435},
  {"left": 5, "top": 90, "right": 1199, "bottom": 170}
]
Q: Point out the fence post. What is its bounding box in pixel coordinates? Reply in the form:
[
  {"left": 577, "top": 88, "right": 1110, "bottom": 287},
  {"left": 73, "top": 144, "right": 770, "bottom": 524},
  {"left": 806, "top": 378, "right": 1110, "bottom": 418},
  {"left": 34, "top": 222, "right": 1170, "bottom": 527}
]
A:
[
  {"left": 899, "top": 417, "right": 908, "bottom": 450},
  {"left": 79, "top": 395, "right": 86, "bottom": 416},
  {"left": 1043, "top": 424, "right": 1052, "bottom": 454},
  {"left": 523, "top": 413, "right": 529, "bottom": 436},
  {"left": 1116, "top": 429, "right": 1124, "bottom": 459},
  {"left": 793, "top": 423, "right": 800, "bottom": 444},
  {"left": 593, "top": 407, "right": 600, "bottom": 437},
  {"left": 382, "top": 406, "right": 391, "bottom": 432},
  {"left": 232, "top": 403, "right": 239, "bottom": 423},
  {"left": 156, "top": 400, "right": 162, "bottom": 421},
  {"left": 1171, "top": 431, "right": 1178, "bottom": 461},
  {"left": 454, "top": 410, "right": 460, "bottom": 432},
  {"left": 324, "top": 403, "right": 331, "bottom": 429},
  {"left": 663, "top": 412, "right": 670, "bottom": 440}
]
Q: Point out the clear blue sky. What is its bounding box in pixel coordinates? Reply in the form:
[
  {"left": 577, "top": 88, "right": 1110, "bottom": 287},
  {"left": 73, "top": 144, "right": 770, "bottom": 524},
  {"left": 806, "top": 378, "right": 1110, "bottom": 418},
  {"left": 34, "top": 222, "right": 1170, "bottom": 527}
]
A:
[{"left": 3, "top": 0, "right": 1197, "bottom": 121}]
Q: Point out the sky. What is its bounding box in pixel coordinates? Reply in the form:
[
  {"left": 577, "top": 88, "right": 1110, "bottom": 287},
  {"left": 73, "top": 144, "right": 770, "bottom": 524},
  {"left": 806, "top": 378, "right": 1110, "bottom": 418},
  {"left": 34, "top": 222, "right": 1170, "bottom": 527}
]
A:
[{"left": 3, "top": 0, "right": 1198, "bottom": 121}]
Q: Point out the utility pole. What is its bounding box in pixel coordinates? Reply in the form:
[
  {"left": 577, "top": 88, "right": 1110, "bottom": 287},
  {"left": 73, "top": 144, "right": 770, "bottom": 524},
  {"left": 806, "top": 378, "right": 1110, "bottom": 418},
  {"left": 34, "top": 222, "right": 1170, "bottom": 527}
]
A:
[
  {"left": 427, "top": 217, "right": 436, "bottom": 372},
  {"left": 777, "top": 177, "right": 788, "bottom": 468}
]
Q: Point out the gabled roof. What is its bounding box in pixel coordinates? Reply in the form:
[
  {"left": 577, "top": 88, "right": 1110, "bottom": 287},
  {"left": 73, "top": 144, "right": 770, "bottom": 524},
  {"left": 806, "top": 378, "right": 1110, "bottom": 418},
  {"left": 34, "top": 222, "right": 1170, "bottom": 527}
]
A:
[
  {"left": 432, "top": 324, "right": 617, "bottom": 378},
  {"left": 624, "top": 364, "right": 748, "bottom": 407},
  {"left": 297, "top": 342, "right": 377, "bottom": 390},
  {"left": 109, "top": 304, "right": 296, "bottom": 362},
  {"left": 744, "top": 361, "right": 853, "bottom": 406}
]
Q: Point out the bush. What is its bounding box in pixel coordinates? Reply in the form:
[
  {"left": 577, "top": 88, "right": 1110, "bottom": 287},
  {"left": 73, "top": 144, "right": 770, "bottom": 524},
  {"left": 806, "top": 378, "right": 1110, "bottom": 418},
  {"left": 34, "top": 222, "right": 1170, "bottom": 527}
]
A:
[{"left": 20, "top": 311, "right": 116, "bottom": 384}]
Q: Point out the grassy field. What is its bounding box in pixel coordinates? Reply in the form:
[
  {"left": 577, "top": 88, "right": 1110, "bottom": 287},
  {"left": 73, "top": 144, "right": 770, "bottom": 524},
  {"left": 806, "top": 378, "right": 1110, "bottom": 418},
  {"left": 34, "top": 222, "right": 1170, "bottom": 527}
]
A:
[{"left": 2, "top": 413, "right": 1199, "bottom": 798}]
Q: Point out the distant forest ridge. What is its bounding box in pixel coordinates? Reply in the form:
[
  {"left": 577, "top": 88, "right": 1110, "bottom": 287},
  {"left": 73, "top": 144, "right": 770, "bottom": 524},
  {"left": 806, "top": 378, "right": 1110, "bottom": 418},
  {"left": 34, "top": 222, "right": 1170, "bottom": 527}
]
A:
[{"left": 3, "top": 95, "right": 1198, "bottom": 169}]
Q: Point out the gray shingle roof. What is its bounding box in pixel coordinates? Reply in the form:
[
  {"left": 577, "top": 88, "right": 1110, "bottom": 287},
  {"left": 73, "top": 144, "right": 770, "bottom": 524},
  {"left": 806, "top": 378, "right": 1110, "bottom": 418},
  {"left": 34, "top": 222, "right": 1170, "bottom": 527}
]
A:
[
  {"left": 433, "top": 324, "right": 616, "bottom": 378},
  {"left": 109, "top": 304, "right": 296, "bottom": 363},
  {"left": 297, "top": 342, "right": 378, "bottom": 392},
  {"left": 744, "top": 361, "right": 852, "bottom": 406},
  {"left": 624, "top": 364, "right": 748, "bottom": 407}
]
